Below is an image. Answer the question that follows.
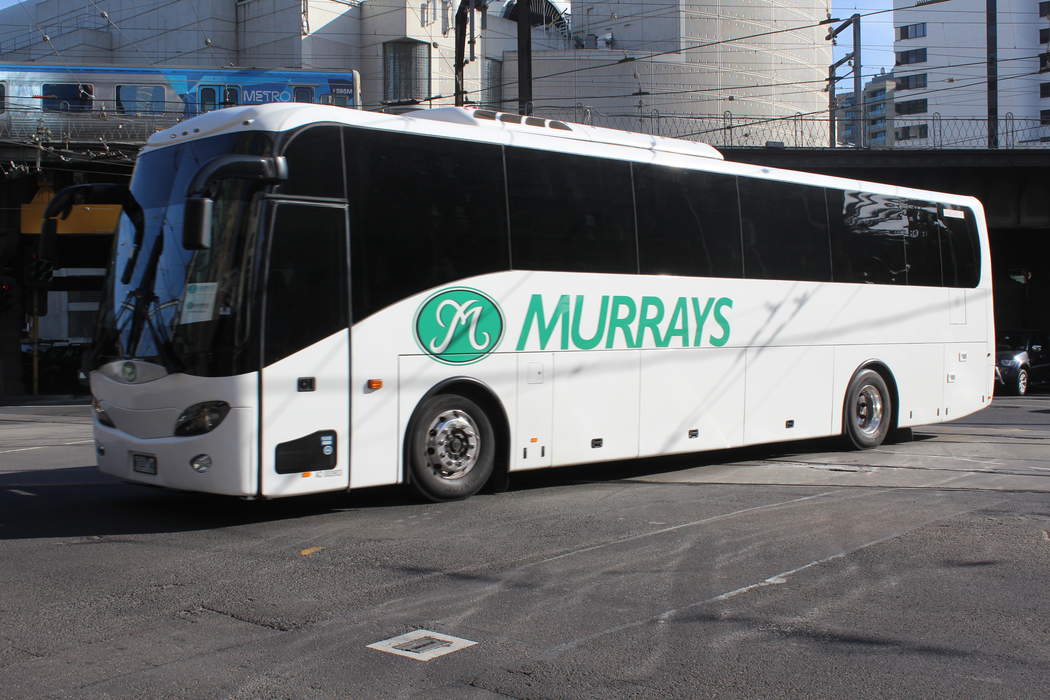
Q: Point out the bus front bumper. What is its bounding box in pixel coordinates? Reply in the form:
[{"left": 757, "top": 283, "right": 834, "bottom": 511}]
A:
[{"left": 94, "top": 407, "right": 257, "bottom": 496}]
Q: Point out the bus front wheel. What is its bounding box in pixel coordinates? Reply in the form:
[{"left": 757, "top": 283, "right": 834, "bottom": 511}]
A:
[
  {"left": 843, "top": 369, "right": 892, "bottom": 449},
  {"left": 407, "top": 393, "right": 495, "bottom": 502}
]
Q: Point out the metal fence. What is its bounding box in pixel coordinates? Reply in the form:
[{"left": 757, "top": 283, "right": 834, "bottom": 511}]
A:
[
  {"left": 534, "top": 105, "right": 1050, "bottom": 150},
  {"left": 3, "top": 105, "right": 1048, "bottom": 152}
]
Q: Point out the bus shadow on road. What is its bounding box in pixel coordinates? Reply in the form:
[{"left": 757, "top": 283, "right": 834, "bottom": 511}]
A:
[{"left": 0, "top": 433, "right": 939, "bottom": 541}]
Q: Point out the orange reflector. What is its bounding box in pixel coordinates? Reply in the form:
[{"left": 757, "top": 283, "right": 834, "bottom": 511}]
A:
[
  {"left": 530, "top": 437, "right": 538, "bottom": 443},
  {"left": 302, "top": 472, "right": 312, "bottom": 478},
  {"left": 367, "top": 379, "right": 384, "bottom": 390}
]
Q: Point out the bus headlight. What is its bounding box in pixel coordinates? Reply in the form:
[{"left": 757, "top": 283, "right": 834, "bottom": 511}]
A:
[
  {"left": 174, "top": 401, "right": 230, "bottom": 436},
  {"left": 92, "top": 397, "right": 115, "bottom": 428}
]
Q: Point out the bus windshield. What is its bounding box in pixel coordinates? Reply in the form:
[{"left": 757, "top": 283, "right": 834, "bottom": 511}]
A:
[{"left": 93, "top": 131, "right": 274, "bottom": 376}]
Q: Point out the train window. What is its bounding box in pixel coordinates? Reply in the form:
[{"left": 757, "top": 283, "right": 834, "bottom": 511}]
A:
[
  {"left": 200, "top": 87, "right": 217, "bottom": 113},
  {"left": 222, "top": 87, "right": 239, "bottom": 108},
  {"left": 116, "top": 85, "right": 165, "bottom": 114},
  {"left": 321, "top": 93, "right": 352, "bottom": 107},
  {"left": 293, "top": 87, "right": 313, "bottom": 102},
  {"left": 42, "top": 83, "right": 93, "bottom": 112},
  {"left": 0, "top": 83, "right": 4, "bottom": 113}
]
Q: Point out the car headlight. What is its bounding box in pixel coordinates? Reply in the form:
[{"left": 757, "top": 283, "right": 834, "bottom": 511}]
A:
[
  {"left": 998, "top": 359, "right": 1014, "bottom": 367},
  {"left": 174, "top": 401, "right": 230, "bottom": 436},
  {"left": 92, "top": 397, "right": 115, "bottom": 428}
]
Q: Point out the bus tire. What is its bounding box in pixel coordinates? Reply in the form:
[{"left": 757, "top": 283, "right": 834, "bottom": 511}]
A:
[
  {"left": 843, "top": 368, "right": 892, "bottom": 450},
  {"left": 407, "top": 393, "right": 495, "bottom": 502}
]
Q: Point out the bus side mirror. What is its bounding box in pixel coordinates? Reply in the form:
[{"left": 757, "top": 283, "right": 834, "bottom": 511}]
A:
[
  {"left": 183, "top": 196, "right": 213, "bottom": 250},
  {"left": 39, "top": 217, "right": 58, "bottom": 262}
]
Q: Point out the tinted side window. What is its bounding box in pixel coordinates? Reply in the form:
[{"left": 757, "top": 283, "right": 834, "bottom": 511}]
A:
[
  {"left": 939, "top": 206, "right": 980, "bottom": 288},
  {"left": 634, "top": 165, "right": 742, "bottom": 278},
  {"left": 506, "top": 147, "right": 636, "bottom": 274},
  {"left": 264, "top": 204, "right": 349, "bottom": 365},
  {"left": 904, "top": 201, "right": 943, "bottom": 286},
  {"left": 739, "top": 178, "right": 831, "bottom": 282},
  {"left": 344, "top": 128, "right": 509, "bottom": 320},
  {"left": 279, "top": 125, "right": 345, "bottom": 199},
  {"left": 828, "top": 190, "right": 908, "bottom": 285}
]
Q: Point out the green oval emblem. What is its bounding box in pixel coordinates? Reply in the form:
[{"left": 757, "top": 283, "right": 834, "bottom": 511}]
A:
[{"left": 414, "top": 287, "right": 504, "bottom": 365}]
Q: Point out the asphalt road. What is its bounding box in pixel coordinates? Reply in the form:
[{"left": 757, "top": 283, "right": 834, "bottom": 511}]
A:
[{"left": 1, "top": 396, "right": 1049, "bottom": 699}]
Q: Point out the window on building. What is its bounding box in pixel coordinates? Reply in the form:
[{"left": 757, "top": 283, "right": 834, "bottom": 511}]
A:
[
  {"left": 115, "top": 85, "right": 166, "bottom": 114},
  {"left": 1041, "top": 1, "right": 1049, "bottom": 17},
  {"left": 1042, "top": 82, "right": 1050, "bottom": 98},
  {"left": 481, "top": 59, "right": 502, "bottom": 110},
  {"left": 870, "top": 131, "right": 886, "bottom": 143},
  {"left": 896, "top": 73, "right": 927, "bottom": 90},
  {"left": 1041, "top": 27, "right": 1049, "bottom": 43},
  {"left": 869, "top": 88, "right": 886, "bottom": 100},
  {"left": 1042, "top": 53, "right": 1050, "bottom": 73},
  {"left": 897, "top": 23, "right": 927, "bottom": 40},
  {"left": 42, "top": 83, "right": 93, "bottom": 112},
  {"left": 896, "top": 99, "right": 928, "bottom": 115},
  {"left": 870, "top": 117, "right": 885, "bottom": 127},
  {"left": 896, "top": 48, "right": 927, "bottom": 65},
  {"left": 896, "top": 124, "right": 929, "bottom": 140},
  {"left": 384, "top": 40, "right": 431, "bottom": 103},
  {"left": 420, "top": 2, "right": 429, "bottom": 25},
  {"left": 868, "top": 103, "right": 885, "bottom": 116},
  {"left": 1041, "top": 109, "right": 1050, "bottom": 125}
]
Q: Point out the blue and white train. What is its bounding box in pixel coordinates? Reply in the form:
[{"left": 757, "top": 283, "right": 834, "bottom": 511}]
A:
[{"left": 0, "top": 64, "right": 361, "bottom": 143}]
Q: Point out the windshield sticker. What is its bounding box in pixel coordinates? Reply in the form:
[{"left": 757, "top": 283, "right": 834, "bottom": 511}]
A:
[{"left": 179, "top": 282, "right": 218, "bottom": 325}]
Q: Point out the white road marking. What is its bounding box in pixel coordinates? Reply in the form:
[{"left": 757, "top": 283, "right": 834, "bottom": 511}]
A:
[{"left": 7, "top": 489, "right": 36, "bottom": 497}]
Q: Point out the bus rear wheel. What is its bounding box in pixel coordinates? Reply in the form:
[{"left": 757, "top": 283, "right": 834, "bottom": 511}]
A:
[
  {"left": 407, "top": 393, "right": 495, "bottom": 502},
  {"left": 843, "top": 369, "right": 892, "bottom": 449}
]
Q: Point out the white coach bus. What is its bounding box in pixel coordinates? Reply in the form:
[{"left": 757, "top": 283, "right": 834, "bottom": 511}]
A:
[{"left": 78, "top": 103, "right": 993, "bottom": 500}]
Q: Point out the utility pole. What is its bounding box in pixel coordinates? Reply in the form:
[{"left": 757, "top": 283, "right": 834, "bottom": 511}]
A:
[
  {"left": 517, "top": 0, "right": 533, "bottom": 115},
  {"left": 454, "top": 0, "right": 475, "bottom": 107},
  {"left": 825, "top": 14, "right": 863, "bottom": 148},
  {"left": 986, "top": 0, "right": 998, "bottom": 148}
]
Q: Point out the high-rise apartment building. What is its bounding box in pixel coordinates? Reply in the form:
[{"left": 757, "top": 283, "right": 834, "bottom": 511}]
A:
[{"left": 892, "top": 0, "right": 1048, "bottom": 147}]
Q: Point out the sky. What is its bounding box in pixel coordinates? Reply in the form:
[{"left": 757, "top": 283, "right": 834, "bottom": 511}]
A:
[{"left": 833, "top": 0, "right": 898, "bottom": 77}]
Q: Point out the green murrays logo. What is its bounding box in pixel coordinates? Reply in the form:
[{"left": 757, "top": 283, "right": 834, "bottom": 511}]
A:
[{"left": 414, "top": 287, "right": 504, "bottom": 364}]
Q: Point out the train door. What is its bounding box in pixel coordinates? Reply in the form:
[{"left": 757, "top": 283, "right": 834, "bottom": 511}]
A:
[{"left": 199, "top": 85, "right": 240, "bottom": 113}]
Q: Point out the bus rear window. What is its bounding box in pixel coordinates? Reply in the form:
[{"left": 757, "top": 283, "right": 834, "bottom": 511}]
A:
[{"left": 42, "top": 83, "right": 93, "bottom": 112}]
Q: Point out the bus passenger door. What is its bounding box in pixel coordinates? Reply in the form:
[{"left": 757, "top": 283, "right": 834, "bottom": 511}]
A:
[{"left": 259, "top": 201, "right": 351, "bottom": 497}]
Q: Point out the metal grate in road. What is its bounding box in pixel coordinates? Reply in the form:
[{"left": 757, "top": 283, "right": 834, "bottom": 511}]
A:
[{"left": 367, "top": 629, "right": 477, "bottom": 661}]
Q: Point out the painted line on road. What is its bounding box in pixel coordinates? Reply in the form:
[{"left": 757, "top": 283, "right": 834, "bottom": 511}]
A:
[{"left": 7, "top": 489, "right": 36, "bottom": 497}]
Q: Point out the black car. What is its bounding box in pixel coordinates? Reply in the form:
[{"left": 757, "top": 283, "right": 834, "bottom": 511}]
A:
[{"left": 995, "top": 330, "right": 1050, "bottom": 395}]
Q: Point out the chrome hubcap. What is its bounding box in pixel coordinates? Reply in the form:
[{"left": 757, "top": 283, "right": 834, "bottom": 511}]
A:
[
  {"left": 855, "top": 385, "right": 884, "bottom": 437},
  {"left": 425, "top": 410, "right": 480, "bottom": 480},
  {"left": 1019, "top": 372, "right": 1028, "bottom": 394}
]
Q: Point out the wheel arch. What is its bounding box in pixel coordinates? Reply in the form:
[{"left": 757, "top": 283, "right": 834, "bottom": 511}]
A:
[
  {"left": 403, "top": 376, "right": 511, "bottom": 490},
  {"left": 846, "top": 360, "right": 901, "bottom": 431}
]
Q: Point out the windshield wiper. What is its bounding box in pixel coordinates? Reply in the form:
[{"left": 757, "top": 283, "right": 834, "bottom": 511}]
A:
[{"left": 124, "top": 233, "right": 181, "bottom": 372}]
